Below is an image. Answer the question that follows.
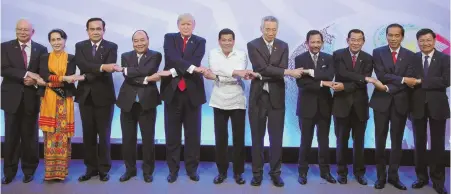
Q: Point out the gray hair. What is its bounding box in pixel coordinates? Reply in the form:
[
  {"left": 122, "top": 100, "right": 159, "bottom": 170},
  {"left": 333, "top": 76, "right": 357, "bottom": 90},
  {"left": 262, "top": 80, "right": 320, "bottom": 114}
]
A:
[
  {"left": 260, "top": 16, "right": 278, "bottom": 29},
  {"left": 177, "top": 13, "right": 195, "bottom": 24}
]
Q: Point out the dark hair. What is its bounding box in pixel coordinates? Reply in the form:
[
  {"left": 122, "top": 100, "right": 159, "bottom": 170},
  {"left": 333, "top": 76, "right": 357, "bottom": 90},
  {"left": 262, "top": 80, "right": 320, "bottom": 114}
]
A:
[
  {"left": 347, "top": 29, "right": 365, "bottom": 41},
  {"left": 86, "top": 17, "right": 105, "bottom": 30},
  {"left": 386, "top": 23, "right": 405, "bottom": 37},
  {"left": 306, "top": 30, "right": 323, "bottom": 42},
  {"left": 416, "top": 28, "right": 436, "bottom": 40},
  {"left": 132, "top": 30, "right": 149, "bottom": 41},
  {"left": 47, "top": 28, "right": 68, "bottom": 41},
  {"left": 218, "top": 28, "right": 235, "bottom": 40}
]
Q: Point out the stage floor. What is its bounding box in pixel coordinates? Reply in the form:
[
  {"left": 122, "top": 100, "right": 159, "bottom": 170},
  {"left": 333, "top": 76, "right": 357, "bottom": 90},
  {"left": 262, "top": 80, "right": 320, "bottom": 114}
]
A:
[{"left": 1, "top": 160, "right": 449, "bottom": 194}]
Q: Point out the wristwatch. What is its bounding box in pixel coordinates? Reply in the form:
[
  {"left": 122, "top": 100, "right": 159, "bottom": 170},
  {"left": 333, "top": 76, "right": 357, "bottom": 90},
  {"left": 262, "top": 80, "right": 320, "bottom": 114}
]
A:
[{"left": 215, "top": 75, "right": 219, "bottom": 82}]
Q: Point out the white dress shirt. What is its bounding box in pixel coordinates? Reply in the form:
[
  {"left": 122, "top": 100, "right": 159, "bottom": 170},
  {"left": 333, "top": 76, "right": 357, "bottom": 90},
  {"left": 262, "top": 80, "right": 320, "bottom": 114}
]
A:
[
  {"left": 170, "top": 35, "right": 196, "bottom": 77},
  {"left": 262, "top": 38, "right": 274, "bottom": 92},
  {"left": 208, "top": 48, "right": 248, "bottom": 110},
  {"left": 422, "top": 49, "right": 434, "bottom": 68}
]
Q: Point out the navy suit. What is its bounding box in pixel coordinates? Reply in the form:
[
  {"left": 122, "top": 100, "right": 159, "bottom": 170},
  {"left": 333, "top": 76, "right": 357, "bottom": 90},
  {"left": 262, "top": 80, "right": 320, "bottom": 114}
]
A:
[
  {"left": 369, "top": 46, "right": 414, "bottom": 180},
  {"left": 409, "top": 50, "right": 449, "bottom": 185},
  {"left": 161, "top": 33, "right": 206, "bottom": 176}
]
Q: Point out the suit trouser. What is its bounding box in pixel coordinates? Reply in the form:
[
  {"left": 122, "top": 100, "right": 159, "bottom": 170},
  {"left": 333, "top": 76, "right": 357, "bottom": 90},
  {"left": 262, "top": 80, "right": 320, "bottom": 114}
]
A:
[
  {"left": 249, "top": 92, "right": 284, "bottom": 177},
  {"left": 120, "top": 102, "right": 156, "bottom": 175},
  {"left": 335, "top": 105, "right": 367, "bottom": 176},
  {"left": 213, "top": 108, "right": 245, "bottom": 175},
  {"left": 79, "top": 94, "right": 114, "bottom": 174},
  {"left": 298, "top": 105, "right": 331, "bottom": 175},
  {"left": 3, "top": 96, "right": 39, "bottom": 178},
  {"left": 412, "top": 103, "right": 446, "bottom": 185},
  {"left": 373, "top": 101, "right": 407, "bottom": 180},
  {"left": 164, "top": 90, "right": 201, "bottom": 176}
]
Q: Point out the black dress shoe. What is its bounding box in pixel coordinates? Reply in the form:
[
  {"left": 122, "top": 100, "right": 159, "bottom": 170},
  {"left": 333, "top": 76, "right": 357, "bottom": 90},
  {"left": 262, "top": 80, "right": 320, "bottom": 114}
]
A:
[
  {"left": 388, "top": 178, "right": 407, "bottom": 190},
  {"left": 374, "top": 179, "right": 386, "bottom": 189},
  {"left": 298, "top": 173, "right": 307, "bottom": 185},
  {"left": 143, "top": 174, "right": 153, "bottom": 183},
  {"left": 320, "top": 173, "right": 337, "bottom": 184},
  {"left": 78, "top": 171, "right": 98, "bottom": 182},
  {"left": 189, "top": 174, "right": 200, "bottom": 182},
  {"left": 250, "top": 176, "right": 262, "bottom": 186},
  {"left": 412, "top": 179, "right": 428, "bottom": 189},
  {"left": 433, "top": 183, "right": 448, "bottom": 194},
  {"left": 167, "top": 174, "right": 178, "bottom": 183},
  {"left": 22, "top": 175, "right": 33, "bottom": 183},
  {"left": 213, "top": 174, "right": 227, "bottom": 184},
  {"left": 270, "top": 175, "right": 284, "bottom": 187},
  {"left": 99, "top": 172, "right": 110, "bottom": 182},
  {"left": 233, "top": 174, "right": 245, "bottom": 185},
  {"left": 2, "top": 177, "right": 13, "bottom": 185},
  {"left": 119, "top": 172, "right": 136, "bottom": 182},
  {"left": 337, "top": 175, "right": 347, "bottom": 184},
  {"left": 355, "top": 175, "right": 367, "bottom": 185}
]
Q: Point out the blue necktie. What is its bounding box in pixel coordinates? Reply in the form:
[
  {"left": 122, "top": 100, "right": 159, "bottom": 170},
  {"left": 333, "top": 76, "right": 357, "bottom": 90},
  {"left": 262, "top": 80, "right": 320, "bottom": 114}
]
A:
[
  {"left": 92, "top": 44, "right": 97, "bottom": 57},
  {"left": 423, "top": 56, "right": 429, "bottom": 76}
]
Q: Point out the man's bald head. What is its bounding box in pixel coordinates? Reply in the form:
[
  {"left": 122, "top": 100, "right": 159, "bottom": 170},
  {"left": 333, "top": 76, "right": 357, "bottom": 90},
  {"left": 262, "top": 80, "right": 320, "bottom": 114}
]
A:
[{"left": 16, "top": 19, "right": 34, "bottom": 43}]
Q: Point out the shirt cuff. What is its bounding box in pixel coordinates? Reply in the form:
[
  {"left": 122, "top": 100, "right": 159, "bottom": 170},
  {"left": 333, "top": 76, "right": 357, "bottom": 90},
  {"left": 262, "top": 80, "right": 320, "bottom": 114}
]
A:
[
  {"left": 143, "top": 76, "right": 149, "bottom": 84},
  {"left": 187, "top": 65, "right": 196, "bottom": 74},
  {"left": 320, "top": 81, "right": 323, "bottom": 87},
  {"left": 256, "top": 73, "right": 263, "bottom": 80},
  {"left": 100, "top": 65, "right": 103, "bottom": 72},
  {"left": 401, "top": 77, "right": 404, "bottom": 84},
  {"left": 24, "top": 71, "right": 28, "bottom": 78},
  {"left": 170, "top": 68, "right": 178, "bottom": 77},
  {"left": 124, "top": 68, "right": 128, "bottom": 76},
  {"left": 309, "top": 69, "right": 315, "bottom": 77},
  {"left": 385, "top": 85, "right": 389, "bottom": 92}
]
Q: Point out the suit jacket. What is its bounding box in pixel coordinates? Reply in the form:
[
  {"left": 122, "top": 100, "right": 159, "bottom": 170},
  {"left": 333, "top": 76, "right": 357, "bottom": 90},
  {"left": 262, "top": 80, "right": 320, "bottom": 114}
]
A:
[
  {"left": 160, "top": 32, "right": 206, "bottom": 107},
  {"left": 74, "top": 39, "right": 117, "bottom": 106},
  {"left": 295, "top": 51, "right": 334, "bottom": 118},
  {"left": 1, "top": 39, "right": 48, "bottom": 114},
  {"left": 116, "top": 49, "right": 162, "bottom": 112},
  {"left": 247, "top": 37, "right": 289, "bottom": 109},
  {"left": 409, "top": 50, "right": 450, "bottom": 120},
  {"left": 332, "top": 47, "right": 373, "bottom": 120},
  {"left": 369, "top": 46, "right": 414, "bottom": 115},
  {"left": 37, "top": 53, "right": 77, "bottom": 97}
]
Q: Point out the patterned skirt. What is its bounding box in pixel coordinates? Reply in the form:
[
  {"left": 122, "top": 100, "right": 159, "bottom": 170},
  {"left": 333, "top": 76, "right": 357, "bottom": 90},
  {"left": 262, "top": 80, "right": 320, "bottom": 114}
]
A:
[{"left": 43, "top": 97, "right": 72, "bottom": 181}]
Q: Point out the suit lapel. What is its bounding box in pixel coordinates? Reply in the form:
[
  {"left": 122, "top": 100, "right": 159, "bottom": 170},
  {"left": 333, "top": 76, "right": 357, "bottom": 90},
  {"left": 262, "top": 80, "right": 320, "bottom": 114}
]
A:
[
  {"left": 343, "top": 48, "right": 354, "bottom": 70},
  {"left": 95, "top": 40, "right": 106, "bottom": 60},
  {"left": 415, "top": 53, "right": 425, "bottom": 78},
  {"left": 354, "top": 53, "right": 364, "bottom": 72},
  {"left": 305, "top": 52, "right": 315, "bottom": 69},
  {"left": 128, "top": 50, "right": 138, "bottom": 67},
  {"left": 381, "top": 46, "right": 395, "bottom": 73},
  {"left": 29, "top": 41, "right": 39, "bottom": 70},
  {"left": 83, "top": 41, "right": 94, "bottom": 61},
  {"left": 11, "top": 40, "right": 26, "bottom": 69},
  {"left": 258, "top": 37, "right": 271, "bottom": 59},
  {"left": 428, "top": 50, "right": 439, "bottom": 76},
  {"left": 316, "top": 53, "right": 326, "bottom": 70},
  {"left": 394, "top": 47, "right": 407, "bottom": 74},
  {"left": 138, "top": 50, "right": 152, "bottom": 66}
]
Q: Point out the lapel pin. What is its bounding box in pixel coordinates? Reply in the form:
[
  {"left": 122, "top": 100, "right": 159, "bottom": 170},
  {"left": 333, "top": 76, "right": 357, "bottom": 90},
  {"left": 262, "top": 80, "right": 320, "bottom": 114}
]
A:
[
  {"left": 322, "top": 65, "right": 326, "bottom": 68},
  {"left": 100, "top": 45, "right": 103, "bottom": 49},
  {"left": 190, "top": 41, "right": 193, "bottom": 44},
  {"left": 399, "top": 58, "right": 402, "bottom": 61},
  {"left": 144, "top": 55, "right": 147, "bottom": 58},
  {"left": 14, "top": 46, "right": 18, "bottom": 49}
]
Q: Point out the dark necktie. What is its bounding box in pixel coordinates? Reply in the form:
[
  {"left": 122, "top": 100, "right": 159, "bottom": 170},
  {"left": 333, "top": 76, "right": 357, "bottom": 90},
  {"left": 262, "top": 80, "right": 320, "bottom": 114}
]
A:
[
  {"left": 423, "top": 56, "right": 429, "bottom": 76},
  {"left": 92, "top": 44, "right": 97, "bottom": 57},
  {"left": 178, "top": 37, "right": 189, "bottom": 91},
  {"left": 313, "top": 54, "right": 318, "bottom": 67},
  {"left": 392, "top": 51, "right": 397, "bottom": 65},
  {"left": 352, "top": 54, "right": 357, "bottom": 68},
  {"left": 21, "top": 44, "right": 27, "bottom": 68}
]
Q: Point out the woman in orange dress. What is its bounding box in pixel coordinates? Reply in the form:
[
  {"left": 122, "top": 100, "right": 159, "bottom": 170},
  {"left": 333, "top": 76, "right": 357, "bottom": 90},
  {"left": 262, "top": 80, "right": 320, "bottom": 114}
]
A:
[{"left": 38, "top": 29, "right": 84, "bottom": 181}]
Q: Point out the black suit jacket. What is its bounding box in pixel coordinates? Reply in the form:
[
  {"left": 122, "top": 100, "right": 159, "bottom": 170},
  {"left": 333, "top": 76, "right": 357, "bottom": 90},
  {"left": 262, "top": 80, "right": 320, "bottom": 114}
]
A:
[
  {"left": 332, "top": 48, "right": 373, "bottom": 120},
  {"left": 116, "top": 49, "right": 162, "bottom": 112},
  {"left": 160, "top": 32, "right": 206, "bottom": 107},
  {"left": 37, "top": 53, "right": 77, "bottom": 97},
  {"left": 369, "top": 46, "right": 414, "bottom": 115},
  {"left": 74, "top": 39, "right": 117, "bottom": 106},
  {"left": 1, "top": 39, "right": 48, "bottom": 114},
  {"left": 247, "top": 37, "right": 289, "bottom": 109},
  {"left": 409, "top": 50, "right": 450, "bottom": 120},
  {"left": 295, "top": 51, "right": 334, "bottom": 118}
]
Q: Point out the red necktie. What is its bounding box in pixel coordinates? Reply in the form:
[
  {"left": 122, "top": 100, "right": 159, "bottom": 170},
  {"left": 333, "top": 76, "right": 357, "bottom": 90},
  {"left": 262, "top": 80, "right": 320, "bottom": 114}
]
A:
[
  {"left": 21, "top": 44, "right": 28, "bottom": 68},
  {"left": 352, "top": 55, "right": 356, "bottom": 68},
  {"left": 392, "top": 51, "right": 397, "bottom": 64},
  {"left": 178, "top": 37, "right": 189, "bottom": 91}
]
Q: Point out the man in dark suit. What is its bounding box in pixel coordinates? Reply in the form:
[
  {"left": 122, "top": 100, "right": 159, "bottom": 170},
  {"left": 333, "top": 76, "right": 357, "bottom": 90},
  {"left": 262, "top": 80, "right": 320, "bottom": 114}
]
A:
[
  {"left": 161, "top": 13, "right": 207, "bottom": 183},
  {"left": 295, "top": 30, "right": 336, "bottom": 185},
  {"left": 247, "top": 16, "right": 303, "bottom": 187},
  {"left": 332, "top": 29, "right": 374, "bottom": 185},
  {"left": 75, "top": 17, "right": 118, "bottom": 182},
  {"left": 1, "top": 19, "right": 48, "bottom": 184},
  {"left": 405, "top": 28, "right": 449, "bottom": 194},
  {"left": 369, "top": 24, "right": 414, "bottom": 190},
  {"left": 114, "top": 30, "right": 167, "bottom": 183}
]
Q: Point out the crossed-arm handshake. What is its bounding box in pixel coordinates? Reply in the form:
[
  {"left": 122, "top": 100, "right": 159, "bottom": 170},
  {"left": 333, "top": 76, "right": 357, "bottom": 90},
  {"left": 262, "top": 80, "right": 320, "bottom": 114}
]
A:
[
  {"left": 193, "top": 66, "right": 260, "bottom": 81},
  {"left": 24, "top": 72, "right": 85, "bottom": 87},
  {"left": 104, "top": 64, "right": 172, "bottom": 82}
]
